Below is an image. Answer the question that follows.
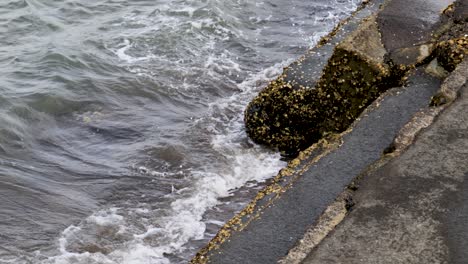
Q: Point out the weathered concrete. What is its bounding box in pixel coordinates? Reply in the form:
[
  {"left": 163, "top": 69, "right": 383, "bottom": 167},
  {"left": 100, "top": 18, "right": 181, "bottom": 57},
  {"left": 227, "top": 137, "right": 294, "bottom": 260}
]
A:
[
  {"left": 454, "top": 0, "right": 468, "bottom": 22},
  {"left": 337, "top": 15, "right": 387, "bottom": 70},
  {"left": 377, "top": 0, "right": 453, "bottom": 65},
  {"left": 303, "top": 60, "right": 468, "bottom": 264}
]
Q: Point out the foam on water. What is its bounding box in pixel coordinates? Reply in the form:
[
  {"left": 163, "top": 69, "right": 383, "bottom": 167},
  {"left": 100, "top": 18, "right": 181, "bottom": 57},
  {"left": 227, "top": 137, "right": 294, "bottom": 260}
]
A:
[
  {"left": 113, "top": 39, "right": 156, "bottom": 64},
  {"left": 34, "top": 63, "right": 287, "bottom": 264}
]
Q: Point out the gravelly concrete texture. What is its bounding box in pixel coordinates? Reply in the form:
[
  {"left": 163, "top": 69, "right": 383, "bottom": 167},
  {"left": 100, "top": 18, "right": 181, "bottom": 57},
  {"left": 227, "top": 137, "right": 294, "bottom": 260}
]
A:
[{"left": 304, "top": 61, "right": 468, "bottom": 264}]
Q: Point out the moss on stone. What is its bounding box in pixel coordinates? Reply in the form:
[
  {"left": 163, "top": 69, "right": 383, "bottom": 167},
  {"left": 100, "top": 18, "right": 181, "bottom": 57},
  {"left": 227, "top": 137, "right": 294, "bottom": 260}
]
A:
[{"left": 430, "top": 92, "right": 449, "bottom": 107}]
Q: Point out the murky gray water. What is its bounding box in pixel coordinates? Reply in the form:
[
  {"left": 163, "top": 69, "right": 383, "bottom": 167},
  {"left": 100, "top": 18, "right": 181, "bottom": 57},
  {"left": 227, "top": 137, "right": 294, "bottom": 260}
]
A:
[{"left": 0, "top": 0, "right": 360, "bottom": 263}]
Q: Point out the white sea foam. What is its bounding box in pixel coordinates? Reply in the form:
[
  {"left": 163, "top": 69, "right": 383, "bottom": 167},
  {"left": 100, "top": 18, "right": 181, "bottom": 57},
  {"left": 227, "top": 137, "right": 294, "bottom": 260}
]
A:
[
  {"left": 204, "top": 50, "right": 242, "bottom": 77},
  {"left": 34, "top": 60, "right": 287, "bottom": 264},
  {"left": 86, "top": 208, "right": 125, "bottom": 227},
  {"left": 112, "top": 39, "right": 156, "bottom": 64}
]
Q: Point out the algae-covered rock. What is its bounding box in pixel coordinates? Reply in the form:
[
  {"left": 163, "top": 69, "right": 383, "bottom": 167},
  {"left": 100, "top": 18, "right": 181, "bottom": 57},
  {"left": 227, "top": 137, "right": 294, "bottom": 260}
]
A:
[
  {"left": 244, "top": 0, "right": 460, "bottom": 156},
  {"left": 430, "top": 1, "right": 467, "bottom": 104},
  {"left": 245, "top": 47, "right": 400, "bottom": 156},
  {"left": 245, "top": 16, "right": 400, "bottom": 156},
  {"left": 436, "top": 36, "right": 468, "bottom": 72},
  {"left": 434, "top": 0, "right": 468, "bottom": 71}
]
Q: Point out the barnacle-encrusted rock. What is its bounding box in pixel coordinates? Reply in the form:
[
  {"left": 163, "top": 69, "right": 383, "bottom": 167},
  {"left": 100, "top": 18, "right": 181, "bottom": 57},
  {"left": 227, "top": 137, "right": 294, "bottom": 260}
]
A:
[
  {"left": 244, "top": 0, "right": 461, "bottom": 156},
  {"left": 436, "top": 36, "right": 468, "bottom": 71},
  {"left": 435, "top": 1, "right": 468, "bottom": 72},
  {"left": 245, "top": 16, "right": 401, "bottom": 155}
]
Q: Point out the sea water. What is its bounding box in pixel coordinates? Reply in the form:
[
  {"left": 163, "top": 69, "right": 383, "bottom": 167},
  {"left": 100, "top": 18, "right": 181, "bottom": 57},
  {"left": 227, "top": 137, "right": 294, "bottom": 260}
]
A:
[{"left": 0, "top": 0, "right": 360, "bottom": 263}]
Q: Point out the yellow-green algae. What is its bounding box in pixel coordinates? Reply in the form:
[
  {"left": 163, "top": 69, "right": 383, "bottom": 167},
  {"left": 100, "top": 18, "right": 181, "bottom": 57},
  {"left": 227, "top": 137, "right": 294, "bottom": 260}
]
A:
[
  {"left": 436, "top": 36, "right": 468, "bottom": 72},
  {"left": 436, "top": 0, "right": 468, "bottom": 72}
]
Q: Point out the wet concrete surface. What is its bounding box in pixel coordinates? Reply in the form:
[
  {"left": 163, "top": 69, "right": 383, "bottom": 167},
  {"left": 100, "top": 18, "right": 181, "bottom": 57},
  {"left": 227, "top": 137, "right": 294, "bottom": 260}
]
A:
[
  {"left": 444, "top": 173, "right": 468, "bottom": 264},
  {"left": 208, "top": 70, "right": 441, "bottom": 264},
  {"left": 304, "top": 62, "right": 468, "bottom": 264},
  {"left": 378, "top": 0, "right": 455, "bottom": 65},
  {"left": 454, "top": 0, "right": 468, "bottom": 22},
  {"left": 378, "top": 0, "right": 453, "bottom": 50}
]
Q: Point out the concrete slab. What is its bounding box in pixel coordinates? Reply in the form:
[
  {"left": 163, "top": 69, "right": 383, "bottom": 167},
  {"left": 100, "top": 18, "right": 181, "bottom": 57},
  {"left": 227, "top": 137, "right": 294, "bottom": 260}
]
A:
[
  {"left": 454, "top": 0, "right": 468, "bottom": 22},
  {"left": 377, "top": 0, "right": 454, "bottom": 62},
  {"left": 303, "top": 61, "right": 468, "bottom": 264},
  {"left": 336, "top": 15, "right": 387, "bottom": 71}
]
